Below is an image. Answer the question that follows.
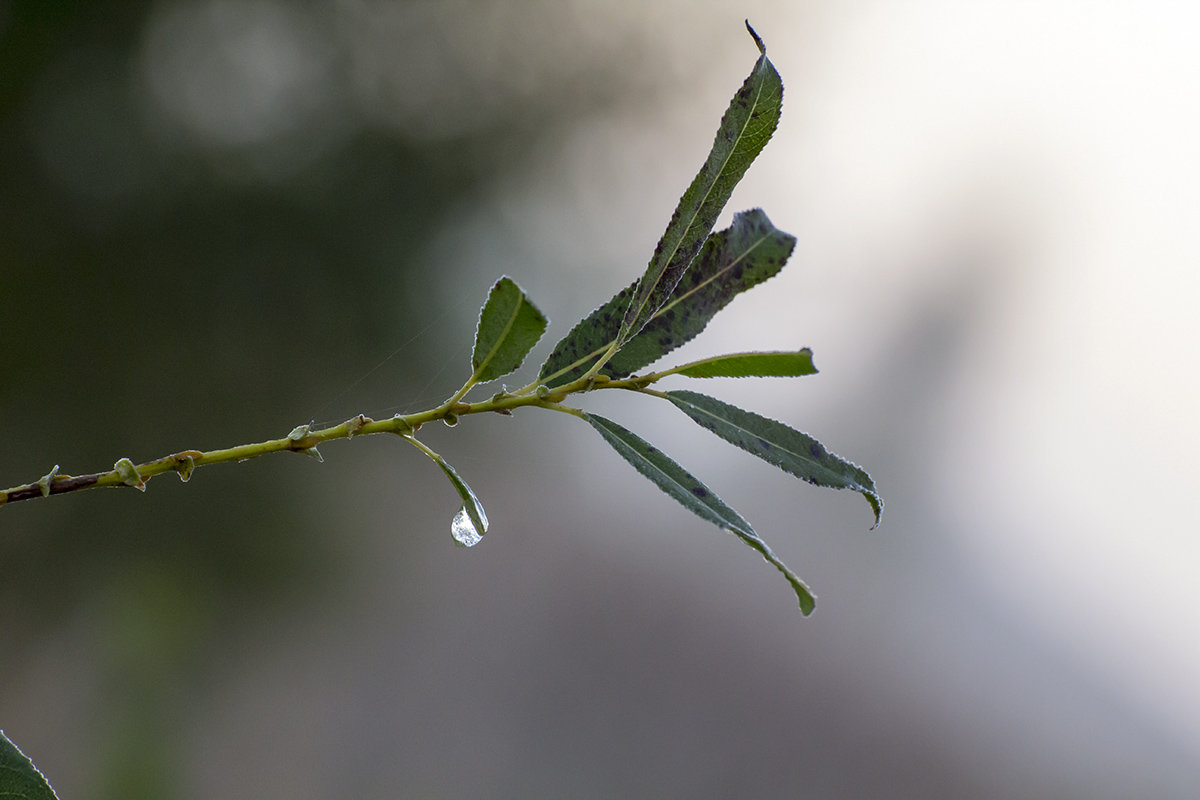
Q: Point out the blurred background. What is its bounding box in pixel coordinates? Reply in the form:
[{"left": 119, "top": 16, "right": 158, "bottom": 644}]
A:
[{"left": 3, "top": 1, "right": 1199, "bottom": 797}]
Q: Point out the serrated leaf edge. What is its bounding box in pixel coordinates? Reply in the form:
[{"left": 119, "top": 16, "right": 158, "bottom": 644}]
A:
[
  {"left": 539, "top": 208, "right": 794, "bottom": 387},
  {"left": 617, "top": 39, "right": 782, "bottom": 347},
  {"left": 666, "top": 390, "right": 883, "bottom": 528},
  {"left": 473, "top": 275, "right": 547, "bottom": 383}
]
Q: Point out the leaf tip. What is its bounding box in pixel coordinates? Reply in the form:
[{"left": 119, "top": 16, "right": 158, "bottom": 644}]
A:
[
  {"left": 864, "top": 492, "right": 884, "bottom": 530},
  {"left": 798, "top": 591, "right": 816, "bottom": 616},
  {"left": 745, "top": 19, "right": 766, "bottom": 54}
]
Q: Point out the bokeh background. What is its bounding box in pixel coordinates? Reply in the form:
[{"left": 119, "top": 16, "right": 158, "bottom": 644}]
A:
[{"left": 3, "top": 1, "right": 1199, "bottom": 797}]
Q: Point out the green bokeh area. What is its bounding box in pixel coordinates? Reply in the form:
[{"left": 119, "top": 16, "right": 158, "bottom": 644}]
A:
[{"left": 1, "top": 3, "right": 603, "bottom": 796}]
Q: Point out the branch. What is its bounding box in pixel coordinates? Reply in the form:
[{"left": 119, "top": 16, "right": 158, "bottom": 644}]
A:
[{"left": 0, "top": 373, "right": 604, "bottom": 507}]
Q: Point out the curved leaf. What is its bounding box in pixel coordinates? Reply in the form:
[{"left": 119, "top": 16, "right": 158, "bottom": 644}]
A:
[
  {"left": 434, "top": 456, "right": 489, "bottom": 547},
  {"left": 582, "top": 412, "right": 816, "bottom": 614},
  {"left": 670, "top": 349, "right": 816, "bottom": 379},
  {"left": 405, "top": 436, "right": 490, "bottom": 547},
  {"left": 0, "top": 730, "right": 59, "bottom": 800},
  {"left": 539, "top": 208, "right": 795, "bottom": 386},
  {"left": 472, "top": 276, "right": 547, "bottom": 383},
  {"left": 617, "top": 24, "right": 784, "bottom": 349},
  {"left": 665, "top": 390, "right": 883, "bottom": 527}
]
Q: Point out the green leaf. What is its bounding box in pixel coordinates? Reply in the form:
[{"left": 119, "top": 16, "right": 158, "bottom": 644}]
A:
[
  {"left": 539, "top": 208, "right": 795, "bottom": 386},
  {"left": 472, "top": 276, "right": 548, "bottom": 384},
  {"left": 665, "top": 390, "right": 883, "bottom": 527},
  {"left": 582, "top": 412, "right": 816, "bottom": 614},
  {"left": 405, "top": 436, "right": 490, "bottom": 547},
  {"left": 0, "top": 730, "right": 59, "bottom": 800},
  {"left": 671, "top": 349, "right": 817, "bottom": 379},
  {"left": 433, "top": 455, "right": 489, "bottom": 547},
  {"left": 616, "top": 23, "right": 783, "bottom": 350}
]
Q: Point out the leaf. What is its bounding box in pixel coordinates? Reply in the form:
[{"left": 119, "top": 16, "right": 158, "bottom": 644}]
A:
[
  {"left": 665, "top": 390, "right": 883, "bottom": 527},
  {"left": 472, "top": 276, "right": 548, "bottom": 383},
  {"left": 582, "top": 412, "right": 816, "bottom": 614},
  {"left": 671, "top": 349, "right": 816, "bottom": 379},
  {"left": 616, "top": 23, "right": 784, "bottom": 350},
  {"left": 433, "top": 455, "right": 489, "bottom": 547},
  {"left": 609, "top": 208, "right": 795, "bottom": 378},
  {"left": 0, "top": 730, "right": 59, "bottom": 800},
  {"left": 539, "top": 208, "right": 795, "bottom": 386}
]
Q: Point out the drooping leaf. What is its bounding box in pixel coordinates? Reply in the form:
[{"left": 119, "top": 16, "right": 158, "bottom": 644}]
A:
[
  {"left": 406, "top": 435, "right": 491, "bottom": 547},
  {"left": 665, "top": 390, "right": 883, "bottom": 527},
  {"left": 472, "top": 276, "right": 548, "bottom": 383},
  {"left": 670, "top": 349, "right": 816, "bottom": 379},
  {"left": 539, "top": 208, "right": 795, "bottom": 386},
  {"left": 431, "top": 454, "right": 489, "bottom": 547},
  {"left": 582, "top": 412, "right": 816, "bottom": 613},
  {"left": 616, "top": 23, "right": 784, "bottom": 351},
  {"left": 0, "top": 730, "right": 59, "bottom": 800}
]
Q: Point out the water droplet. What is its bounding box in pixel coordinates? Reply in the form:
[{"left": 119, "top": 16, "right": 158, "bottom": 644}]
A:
[{"left": 451, "top": 505, "right": 487, "bottom": 547}]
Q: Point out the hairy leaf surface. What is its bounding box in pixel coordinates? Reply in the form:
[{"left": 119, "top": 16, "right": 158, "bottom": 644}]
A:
[
  {"left": 617, "top": 25, "right": 784, "bottom": 351},
  {"left": 0, "top": 731, "right": 59, "bottom": 800},
  {"left": 671, "top": 349, "right": 816, "bottom": 379},
  {"left": 539, "top": 208, "right": 794, "bottom": 386},
  {"left": 583, "top": 412, "right": 816, "bottom": 613},
  {"left": 472, "top": 276, "right": 547, "bottom": 383},
  {"left": 665, "top": 390, "right": 883, "bottom": 527}
]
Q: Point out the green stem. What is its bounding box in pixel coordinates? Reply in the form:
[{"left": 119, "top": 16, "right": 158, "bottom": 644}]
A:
[
  {"left": 0, "top": 363, "right": 657, "bottom": 507},
  {"left": 397, "top": 432, "right": 445, "bottom": 465}
]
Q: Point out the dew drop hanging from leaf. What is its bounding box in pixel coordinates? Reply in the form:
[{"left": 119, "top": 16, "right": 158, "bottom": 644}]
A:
[{"left": 451, "top": 504, "right": 487, "bottom": 547}]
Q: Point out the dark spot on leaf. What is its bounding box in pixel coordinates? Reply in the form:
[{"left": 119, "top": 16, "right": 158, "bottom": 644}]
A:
[{"left": 691, "top": 486, "right": 709, "bottom": 498}]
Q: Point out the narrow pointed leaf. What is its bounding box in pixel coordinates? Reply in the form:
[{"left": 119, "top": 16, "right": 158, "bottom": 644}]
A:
[
  {"left": 0, "top": 730, "right": 59, "bottom": 800},
  {"left": 539, "top": 208, "right": 794, "bottom": 386},
  {"left": 665, "top": 390, "right": 883, "bottom": 527},
  {"left": 671, "top": 349, "right": 816, "bottom": 379},
  {"left": 608, "top": 208, "right": 794, "bottom": 378},
  {"left": 472, "top": 276, "right": 548, "bottom": 383},
  {"left": 616, "top": 24, "right": 784, "bottom": 350},
  {"left": 582, "top": 412, "right": 816, "bottom": 613},
  {"left": 434, "top": 455, "right": 489, "bottom": 546}
]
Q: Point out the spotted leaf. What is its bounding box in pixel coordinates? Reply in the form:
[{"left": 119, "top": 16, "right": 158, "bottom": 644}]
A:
[
  {"left": 665, "top": 390, "right": 882, "bottom": 527},
  {"left": 616, "top": 24, "right": 784, "bottom": 351},
  {"left": 538, "top": 208, "right": 794, "bottom": 386}
]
